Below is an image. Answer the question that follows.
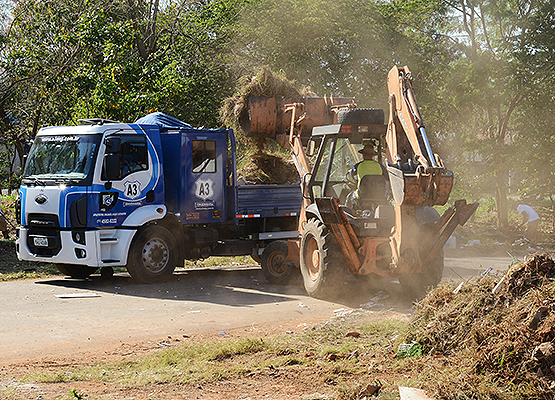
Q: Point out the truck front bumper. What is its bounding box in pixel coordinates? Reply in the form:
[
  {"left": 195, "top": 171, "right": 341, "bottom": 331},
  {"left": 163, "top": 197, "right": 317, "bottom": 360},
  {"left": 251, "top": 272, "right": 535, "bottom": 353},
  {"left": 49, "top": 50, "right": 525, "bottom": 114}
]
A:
[{"left": 16, "top": 228, "right": 136, "bottom": 268}]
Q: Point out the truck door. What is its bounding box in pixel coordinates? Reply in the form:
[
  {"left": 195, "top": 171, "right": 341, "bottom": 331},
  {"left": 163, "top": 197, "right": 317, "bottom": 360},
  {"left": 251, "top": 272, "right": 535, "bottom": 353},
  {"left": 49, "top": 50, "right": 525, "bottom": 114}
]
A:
[
  {"left": 92, "top": 131, "right": 162, "bottom": 228},
  {"left": 183, "top": 132, "right": 227, "bottom": 224}
]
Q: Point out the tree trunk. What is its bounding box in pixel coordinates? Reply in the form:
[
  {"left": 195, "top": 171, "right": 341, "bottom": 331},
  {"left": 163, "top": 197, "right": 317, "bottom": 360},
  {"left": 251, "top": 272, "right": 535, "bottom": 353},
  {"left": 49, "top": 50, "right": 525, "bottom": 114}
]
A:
[{"left": 495, "top": 186, "right": 508, "bottom": 231}]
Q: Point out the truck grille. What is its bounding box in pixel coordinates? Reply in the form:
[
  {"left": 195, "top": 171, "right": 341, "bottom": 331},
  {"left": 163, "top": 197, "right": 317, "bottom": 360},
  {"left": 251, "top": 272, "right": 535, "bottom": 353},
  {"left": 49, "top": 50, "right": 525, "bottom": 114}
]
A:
[{"left": 26, "top": 213, "right": 62, "bottom": 257}]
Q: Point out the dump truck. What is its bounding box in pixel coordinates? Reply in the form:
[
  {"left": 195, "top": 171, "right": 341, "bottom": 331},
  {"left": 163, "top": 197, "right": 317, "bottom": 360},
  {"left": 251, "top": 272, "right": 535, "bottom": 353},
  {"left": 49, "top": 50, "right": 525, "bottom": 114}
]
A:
[
  {"left": 247, "top": 66, "right": 478, "bottom": 297},
  {"left": 16, "top": 113, "right": 302, "bottom": 282}
]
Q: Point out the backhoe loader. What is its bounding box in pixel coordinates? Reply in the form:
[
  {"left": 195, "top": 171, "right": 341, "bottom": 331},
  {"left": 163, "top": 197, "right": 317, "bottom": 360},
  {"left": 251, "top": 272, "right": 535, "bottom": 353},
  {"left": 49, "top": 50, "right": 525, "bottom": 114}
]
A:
[{"left": 245, "top": 66, "right": 478, "bottom": 298}]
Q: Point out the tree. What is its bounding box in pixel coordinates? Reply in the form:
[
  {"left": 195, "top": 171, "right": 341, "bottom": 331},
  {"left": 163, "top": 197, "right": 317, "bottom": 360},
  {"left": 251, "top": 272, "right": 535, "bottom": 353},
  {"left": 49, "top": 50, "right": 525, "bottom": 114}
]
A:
[
  {"left": 0, "top": 0, "right": 246, "bottom": 180},
  {"left": 435, "top": 1, "right": 555, "bottom": 231}
]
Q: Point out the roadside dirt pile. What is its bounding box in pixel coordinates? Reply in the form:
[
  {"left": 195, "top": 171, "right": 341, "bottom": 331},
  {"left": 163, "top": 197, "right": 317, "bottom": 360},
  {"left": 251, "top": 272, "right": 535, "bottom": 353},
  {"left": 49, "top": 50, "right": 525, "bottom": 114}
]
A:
[
  {"left": 407, "top": 252, "right": 555, "bottom": 397},
  {"left": 221, "top": 67, "right": 307, "bottom": 184}
]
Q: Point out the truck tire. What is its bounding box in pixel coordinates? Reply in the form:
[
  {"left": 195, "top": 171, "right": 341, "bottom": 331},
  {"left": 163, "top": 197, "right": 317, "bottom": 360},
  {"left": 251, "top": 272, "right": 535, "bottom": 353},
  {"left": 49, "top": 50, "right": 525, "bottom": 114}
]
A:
[
  {"left": 127, "top": 225, "right": 178, "bottom": 283},
  {"left": 299, "top": 219, "right": 345, "bottom": 298},
  {"left": 56, "top": 264, "right": 97, "bottom": 279},
  {"left": 337, "top": 108, "right": 384, "bottom": 125},
  {"left": 261, "top": 240, "right": 298, "bottom": 285}
]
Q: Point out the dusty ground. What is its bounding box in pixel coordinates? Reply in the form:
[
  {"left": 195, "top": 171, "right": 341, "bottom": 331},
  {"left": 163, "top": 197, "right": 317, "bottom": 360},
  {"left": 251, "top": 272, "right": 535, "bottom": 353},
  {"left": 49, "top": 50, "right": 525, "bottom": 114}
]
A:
[{"left": 0, "top": 244, "right": 524, "bottom": 400}]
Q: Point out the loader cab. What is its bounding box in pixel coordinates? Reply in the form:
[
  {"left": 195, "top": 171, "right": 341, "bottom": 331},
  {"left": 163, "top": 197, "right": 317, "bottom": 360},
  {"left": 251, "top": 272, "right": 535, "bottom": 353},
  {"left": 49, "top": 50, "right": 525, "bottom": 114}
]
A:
[
  {"left": 307, "top": 122, "right": 393, "bottom": 236},
  {"left": 307, "top": 123, "right": 386, "bottom": 206}
]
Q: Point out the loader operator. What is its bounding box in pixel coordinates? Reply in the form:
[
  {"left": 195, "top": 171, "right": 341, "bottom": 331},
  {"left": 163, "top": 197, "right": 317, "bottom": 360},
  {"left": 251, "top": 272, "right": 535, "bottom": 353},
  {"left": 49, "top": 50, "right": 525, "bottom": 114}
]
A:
[{"left": 346, "top": 144, "right": 387, "bottom": 211}]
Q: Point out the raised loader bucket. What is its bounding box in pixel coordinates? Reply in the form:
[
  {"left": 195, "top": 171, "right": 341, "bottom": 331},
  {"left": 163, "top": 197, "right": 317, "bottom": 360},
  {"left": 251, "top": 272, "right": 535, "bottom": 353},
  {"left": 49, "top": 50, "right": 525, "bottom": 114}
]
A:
[
  {"left": 241, "top": 96, "right": 355, "bottom": 141},
  {"left": 240, "top": 97, "right": 278, "bottom": 140}
]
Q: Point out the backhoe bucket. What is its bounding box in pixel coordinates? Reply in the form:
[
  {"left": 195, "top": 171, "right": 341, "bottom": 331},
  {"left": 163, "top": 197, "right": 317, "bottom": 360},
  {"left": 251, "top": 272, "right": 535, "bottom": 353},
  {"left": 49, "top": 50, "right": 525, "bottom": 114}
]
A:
[
  {"left": 240, "top": 96, "right": 355, "bottom": 141},
  {"left": 387, "top": 165, "right": 453, "bottom": 207}
]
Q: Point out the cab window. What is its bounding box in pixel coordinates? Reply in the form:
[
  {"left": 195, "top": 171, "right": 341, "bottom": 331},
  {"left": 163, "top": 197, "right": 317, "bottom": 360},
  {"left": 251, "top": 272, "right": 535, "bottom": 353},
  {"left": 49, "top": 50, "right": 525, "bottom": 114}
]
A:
[{"left": 192, "top": 140, "right": 216, "bottom": 173}]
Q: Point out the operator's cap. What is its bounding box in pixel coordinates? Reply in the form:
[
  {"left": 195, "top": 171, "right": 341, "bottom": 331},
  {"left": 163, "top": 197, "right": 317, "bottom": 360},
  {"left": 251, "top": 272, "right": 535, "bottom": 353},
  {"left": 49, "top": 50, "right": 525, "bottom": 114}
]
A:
[{"left": 358, "top": 144, "right": 377, "bottom": 156}]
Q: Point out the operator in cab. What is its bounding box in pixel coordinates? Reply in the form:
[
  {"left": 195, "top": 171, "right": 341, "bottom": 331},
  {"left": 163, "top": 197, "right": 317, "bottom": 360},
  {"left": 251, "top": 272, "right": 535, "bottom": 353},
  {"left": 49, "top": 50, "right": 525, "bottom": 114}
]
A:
[{"left": 346, "top": 143, "right": 388, "bottom": 212}]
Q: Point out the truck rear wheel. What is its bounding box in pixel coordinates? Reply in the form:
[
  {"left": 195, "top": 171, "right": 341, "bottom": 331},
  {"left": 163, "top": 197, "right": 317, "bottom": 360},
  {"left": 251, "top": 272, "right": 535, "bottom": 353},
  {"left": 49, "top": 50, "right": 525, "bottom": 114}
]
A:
[
  {"left": 261, "top": 240, "right": 298, "bottom": 285},
  {"left": 127, "top": 225, "right": 177, "bottom": 283},
  {"left": 56, "top": 264, "right": 97, "bottom": 279},
  {"left": 299, "top": 219, "right": 344, "bottom": 298}
]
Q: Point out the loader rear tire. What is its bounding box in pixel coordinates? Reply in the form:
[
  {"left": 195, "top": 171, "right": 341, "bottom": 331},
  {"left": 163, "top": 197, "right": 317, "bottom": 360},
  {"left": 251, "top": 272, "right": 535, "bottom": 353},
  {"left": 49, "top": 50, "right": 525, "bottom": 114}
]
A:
[
  {"left": 56, "top": 264, "right": 97, "bottom": 279},
  {"left": 337, "top": 108, "right": 384, "bottom": 125},
  {"left": 300, "top": 219, "right": 345, "bottom": 298},
  {"left": 127, "top": 225, "right": 177, "bottom": 283},
  {"left": 261, "top": 240, "right": 298, "bottom": 285}
]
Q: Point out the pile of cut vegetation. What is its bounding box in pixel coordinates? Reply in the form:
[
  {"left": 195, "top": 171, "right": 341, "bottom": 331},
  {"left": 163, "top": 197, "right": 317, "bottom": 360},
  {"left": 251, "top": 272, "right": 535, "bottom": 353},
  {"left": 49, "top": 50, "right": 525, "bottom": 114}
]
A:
[
  {"left": 221, "top": 67, "right": 309, "bottom": 185},
  {"left": 237, "top": 153, "right": 299, "bottom": 185},
  {"left": 406, "top": 253, "right": 555, "bottom": 398}
]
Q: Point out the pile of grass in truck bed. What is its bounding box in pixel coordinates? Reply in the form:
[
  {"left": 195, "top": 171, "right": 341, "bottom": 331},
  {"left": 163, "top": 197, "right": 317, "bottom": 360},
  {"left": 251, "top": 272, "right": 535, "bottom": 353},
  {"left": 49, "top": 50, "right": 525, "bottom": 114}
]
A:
[
  {"left": 237, "top": 152, "right": 299, "bottom": 184},
  {"left": 404, "top": 252, "right": 555, "bottom": 398}
]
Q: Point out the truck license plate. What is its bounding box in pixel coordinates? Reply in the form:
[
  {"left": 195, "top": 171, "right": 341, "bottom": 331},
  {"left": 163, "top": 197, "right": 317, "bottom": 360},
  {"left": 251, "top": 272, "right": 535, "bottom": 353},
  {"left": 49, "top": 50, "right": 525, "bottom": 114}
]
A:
[{"left": 33, "top": 237, "right": 48, "bottom": 247}]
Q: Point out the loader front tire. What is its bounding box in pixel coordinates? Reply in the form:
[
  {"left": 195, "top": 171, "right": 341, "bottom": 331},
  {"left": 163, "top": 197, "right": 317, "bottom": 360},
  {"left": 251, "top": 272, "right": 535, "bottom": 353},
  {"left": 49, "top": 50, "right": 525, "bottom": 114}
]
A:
[
  {"left": 398, "top": 249, "right": 444, "bottom": 299},
  {"left": 261, "top": 240, "right": 298, "bottom": 284},
  {"left": 398, "top": 207, "right": 444, "bottom": 299},
  {"left": 127, "top": 225, "right": 177, "bottom": 283},
  {"left": 300, "top": 219, "right": 344, "bottom": 298}
]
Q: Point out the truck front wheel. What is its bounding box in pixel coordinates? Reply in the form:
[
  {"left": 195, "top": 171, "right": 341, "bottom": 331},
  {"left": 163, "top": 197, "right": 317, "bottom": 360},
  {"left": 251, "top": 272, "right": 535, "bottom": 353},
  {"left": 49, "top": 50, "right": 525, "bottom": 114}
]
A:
[
  {"left": 261, "top": 240, "right": 298, "bottom": 285},
  {"left": 127, "top": 225, "right": 178, "bottom": 283},
  {"left": 299, "top": 219, "right": 344, "bottom": 298}
]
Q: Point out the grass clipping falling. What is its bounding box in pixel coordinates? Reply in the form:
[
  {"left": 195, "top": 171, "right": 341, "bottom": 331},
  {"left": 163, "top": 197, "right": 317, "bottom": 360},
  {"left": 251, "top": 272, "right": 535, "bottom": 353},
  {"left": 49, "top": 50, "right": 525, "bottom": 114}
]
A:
[
  {"left": 220, "top": 67, "right": 309, "bottom": 184},
  {"left": 220, "top": 66, "right": 307, "bottom": 140},
  {"left": 406, "top": 252, "right": 555, "bottom": 398}
]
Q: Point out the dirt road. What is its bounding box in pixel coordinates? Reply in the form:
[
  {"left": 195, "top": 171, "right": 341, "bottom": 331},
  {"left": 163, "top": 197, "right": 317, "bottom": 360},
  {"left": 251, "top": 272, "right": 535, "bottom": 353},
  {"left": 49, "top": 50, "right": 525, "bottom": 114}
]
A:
[{"left": 0, "top": 253, "right": 516, "bottom": 365}]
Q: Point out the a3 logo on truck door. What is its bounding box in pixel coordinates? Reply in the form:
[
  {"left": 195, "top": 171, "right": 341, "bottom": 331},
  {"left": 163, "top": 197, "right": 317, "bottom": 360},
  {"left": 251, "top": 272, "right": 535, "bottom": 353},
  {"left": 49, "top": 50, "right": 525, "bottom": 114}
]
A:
[
  {"left": 124, "top": 180, "right": 142, "bottom": 199},
  {"left": 195, "top": 178, "right": 214, "bottom": 201}
]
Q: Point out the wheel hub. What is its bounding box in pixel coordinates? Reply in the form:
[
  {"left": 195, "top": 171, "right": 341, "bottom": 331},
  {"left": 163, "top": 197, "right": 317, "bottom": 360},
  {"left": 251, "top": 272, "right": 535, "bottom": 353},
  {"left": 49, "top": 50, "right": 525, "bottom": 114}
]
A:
[
  {"left": 142, "top": 238, "right": 169, "bottom": 273},
  {"left": 306, "top": 237, "right": 320, "bottom": 280},
  {"left": 268, "top": 253, "right": 286, "bottom": 275}
]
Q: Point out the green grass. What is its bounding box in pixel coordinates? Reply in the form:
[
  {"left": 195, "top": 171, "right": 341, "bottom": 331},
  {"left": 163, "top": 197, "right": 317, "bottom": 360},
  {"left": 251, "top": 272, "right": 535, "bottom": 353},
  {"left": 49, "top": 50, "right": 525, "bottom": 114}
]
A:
[
  {"left": 23, "top": 312, "right": 407, "bottom": 399},
  {"left": 0, "top": 240, "right": 60, "bottom": 281}
]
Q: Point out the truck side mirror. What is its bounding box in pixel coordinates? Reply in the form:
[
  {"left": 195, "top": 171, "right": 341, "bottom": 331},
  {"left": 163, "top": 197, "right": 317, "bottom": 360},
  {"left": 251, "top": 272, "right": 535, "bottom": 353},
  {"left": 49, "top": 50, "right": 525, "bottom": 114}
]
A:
[
  {"left": 103, "top": 153, "right": 121, "bottom": 180},
  {"left": 104, "top": 137, "right": 121, "bottom": 153}
]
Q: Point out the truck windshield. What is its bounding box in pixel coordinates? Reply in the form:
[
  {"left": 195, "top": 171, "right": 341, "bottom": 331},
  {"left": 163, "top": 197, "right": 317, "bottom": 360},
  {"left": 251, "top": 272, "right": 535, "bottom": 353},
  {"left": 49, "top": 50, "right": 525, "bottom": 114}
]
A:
[{"left": 23, "top": 134, "right": 101, "bottom": 185}]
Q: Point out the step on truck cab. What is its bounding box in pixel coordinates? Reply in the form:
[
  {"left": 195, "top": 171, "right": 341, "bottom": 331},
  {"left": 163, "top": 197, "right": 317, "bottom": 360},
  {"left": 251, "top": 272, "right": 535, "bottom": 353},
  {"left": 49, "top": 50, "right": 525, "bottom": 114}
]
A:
[{"left": 16, "top": 113, "right": 302, "bottom": 282}]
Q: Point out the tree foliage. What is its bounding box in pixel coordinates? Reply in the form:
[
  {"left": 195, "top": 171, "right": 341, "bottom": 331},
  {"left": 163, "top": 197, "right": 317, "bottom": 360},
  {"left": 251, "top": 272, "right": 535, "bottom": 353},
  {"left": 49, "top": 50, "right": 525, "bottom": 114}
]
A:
[
  {"left": 2, "top": 0, "right": 555, "bottom": 233},
  {"left": 0, "top": 0, "right": 245, "bottom": 184}
]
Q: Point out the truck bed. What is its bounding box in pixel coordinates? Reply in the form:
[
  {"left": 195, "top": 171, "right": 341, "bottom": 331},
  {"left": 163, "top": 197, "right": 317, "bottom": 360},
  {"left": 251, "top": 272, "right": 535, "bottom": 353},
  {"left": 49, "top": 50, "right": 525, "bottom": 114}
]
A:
[{"left": 235, "top": 184, "right": 302, "bottom": 219}]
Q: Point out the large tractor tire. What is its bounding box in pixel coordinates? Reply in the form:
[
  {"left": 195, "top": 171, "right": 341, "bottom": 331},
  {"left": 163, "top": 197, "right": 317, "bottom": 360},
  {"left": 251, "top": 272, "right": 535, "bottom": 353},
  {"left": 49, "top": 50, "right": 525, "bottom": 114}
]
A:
[
  {"left": 261, "top": 240, "right": 298, "bottom": 285},
  {"left": 337, "top": 108, "right": 384, "bottom": 125},
  {"left": 127, "top": 225, "right": 178, "bottom": 283},
  {"left": 299, "top": 219, "right": 345, "bottom": 298},
  {"left": 56, "top": 264, "right": 97, "bottom": 279}
]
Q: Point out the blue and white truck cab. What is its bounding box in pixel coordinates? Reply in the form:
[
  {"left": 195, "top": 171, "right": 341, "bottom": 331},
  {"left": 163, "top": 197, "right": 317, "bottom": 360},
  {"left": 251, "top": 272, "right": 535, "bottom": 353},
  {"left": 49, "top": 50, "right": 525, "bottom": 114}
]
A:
[{"left": 16, "top": 113, "right": 302, "bottom": 283}]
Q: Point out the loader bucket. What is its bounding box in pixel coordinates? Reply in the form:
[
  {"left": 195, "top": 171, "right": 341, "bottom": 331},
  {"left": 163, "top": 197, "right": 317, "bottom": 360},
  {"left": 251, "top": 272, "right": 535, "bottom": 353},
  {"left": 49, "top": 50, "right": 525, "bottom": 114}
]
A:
[
  {"left": 387, "top": 165, "right": 453, "bottom": 207},
  {"left": 240, "top": 96, "right": 278, "bottom": 141},
  {"left": 241, "top": 96, "right": 355, "bottom": 141}
]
